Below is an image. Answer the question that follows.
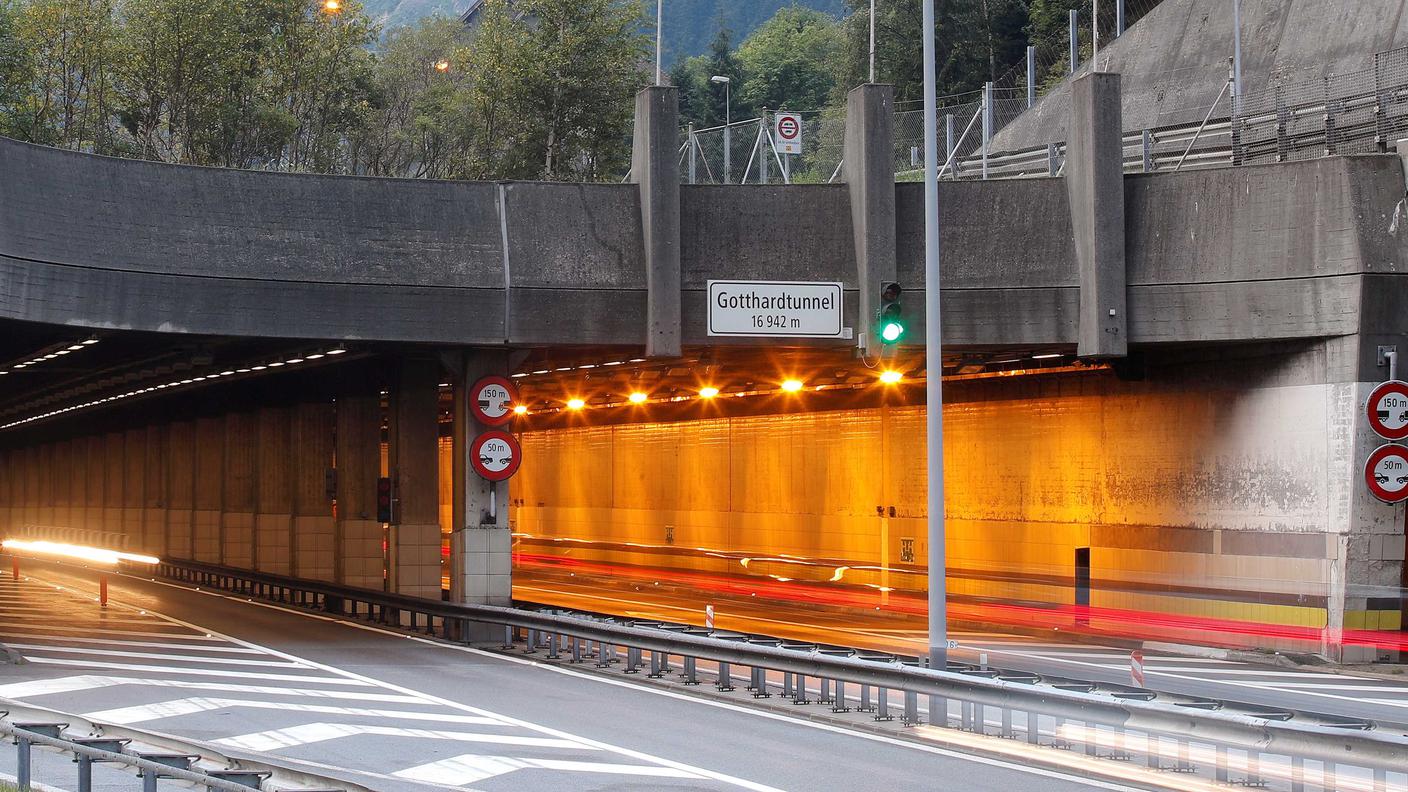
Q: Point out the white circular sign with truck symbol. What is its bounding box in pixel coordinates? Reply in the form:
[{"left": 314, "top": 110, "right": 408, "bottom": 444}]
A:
[
  {"left": 1366, "top": 380, "right": 1408, "bottom": 440},
  {"left": 1365, "top": 443, "right": 1408, "bottom": 503},
  {"left": 470, "top": 430, "right": 522, "bottom": 482},
  {"left": 470, "top": 376, "right": 519, "bottom": 427}
]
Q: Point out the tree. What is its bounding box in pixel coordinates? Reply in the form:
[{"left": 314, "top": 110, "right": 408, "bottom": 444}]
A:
[
  {"left": 736, "top": 5, "right": 841, "bottom": 113},
  {"left": 670, "top": 25, "right": 741, "bottom": 128},
  {"left": 0, "top": 0, "right": 33, "bottom": 140},
  {"left": 8, "top": 0, "right": 119, "bottom": 150}
]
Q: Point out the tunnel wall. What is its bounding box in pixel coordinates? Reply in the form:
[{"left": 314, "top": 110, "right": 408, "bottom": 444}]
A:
[{"left": 511, "top": 343, "right": 1405, "bottom": 655}]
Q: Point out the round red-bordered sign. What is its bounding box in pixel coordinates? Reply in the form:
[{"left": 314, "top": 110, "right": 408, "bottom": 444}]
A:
[
  {"left": 470, "top": 376, "right": 519, "bottom": 427},
  {"left": 777, "top": 115, "right": 800, "bottom": 141},
  {"left": 1364, "top": 443, "right": 1408, "bottom": 503},
  {"left": 1367, "top": 380, "right": 1408, "bottom": 440},
  {"left": 470, "top": 430, "right": 521, "bottom": 482}
]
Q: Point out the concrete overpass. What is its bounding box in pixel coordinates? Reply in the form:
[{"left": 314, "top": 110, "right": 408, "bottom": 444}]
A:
[{"left": 0, "top": 77, "right": 1405, "bottom": 662}]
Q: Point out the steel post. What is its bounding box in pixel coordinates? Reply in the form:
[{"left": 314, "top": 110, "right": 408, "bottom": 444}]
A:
[
  {"left": 78, "top": 756, "right": 93, "bottom": 792},
  {"left": 921, "top": 0, "right": 949, "bottom": 673},
  {"left": 944, "top": 114, "right": 956, "bottom": 179},
  {"left": 793, "top": 674, "right": 810, "bottom": 704},
  {"left": 903, "top": 690, "right": 919, "bottom": 726},
  {"left": 717, "top": 660, "right": 734, "bottom": 691},
  {"left": 876, "top": 687, "right": 892, "bottom": 721},
  {"left": 687, "top": 126, "right": 697, "bottom": 184},
  {"left": 833, "top": 680, "right": 849, "bottom": 712},
  {"left": 143, "top": 768, "right": 157, "bottom": 792},
  {"left": 1026, "top": 46, "right": 1037, "bottom": 108},
  {"left": 930, "top": 695, "right": 944, "bottom": 727},
  {"left": 982, "top": 82, "right": 993, "bottom": 180},
  {"left": 1232, "top": 0, "right": 1243, "bottom": 116},
  {"left": 1142, "top": 129, "right": 1153, "bottom": 171},
  {"left": 1116, "top": 0, "right": 1125, "bottom": 34},
  {"left": 1070, "top": 9, "right": 1079, "bottom": 74},
  {"left": 17, "top": 737, "right": 30, "bottom": 791},
  {"left": 683, "top": 656, "right": 699, "bottom": 684}
]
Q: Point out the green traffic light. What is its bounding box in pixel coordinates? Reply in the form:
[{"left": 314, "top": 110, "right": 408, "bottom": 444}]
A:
[{"left": 881, "top": 321, "right": 904, "bottom": 343}]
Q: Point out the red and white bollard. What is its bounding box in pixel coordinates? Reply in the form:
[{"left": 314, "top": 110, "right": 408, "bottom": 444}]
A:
[
  {"left": 1130, "top": 649, "right": 1145, "bottom": 687},
  {"left": 705, "top": 604, "right": 715, "bottom": 631}
]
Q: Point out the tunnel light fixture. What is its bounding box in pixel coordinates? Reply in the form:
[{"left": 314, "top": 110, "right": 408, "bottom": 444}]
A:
[
  {"left": 325, "top": 347, "right": 347, "bottom": 355},
  {"left": 2, "top": 538, "right": 159, "bottom": 566},
  {"left": 879, "top": 370, "right": 903, "bottom": 384},
  {"left": 628, "top": 392, "right": 648, "bottom": 404},
  {"left": 513, "top": 405, "right": 529, "bottom": 415},
  {"left": 699, "top": 387, "right": 719, "bottom": 399},
  {"left": 566, "top": 398, "right": 586, "bottom": 410},
  {"left": 285, "top": 357, "right": 305, "bottom": 365},
  {"left": 1032, "top": 353, "right": 1064, "bottom": 360},
  {"left": 781, "top": 379, "right": 804, "bottom": 393}
]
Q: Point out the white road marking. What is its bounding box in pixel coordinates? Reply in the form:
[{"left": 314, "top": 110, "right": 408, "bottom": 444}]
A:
[
  {"left": 0, "top": 634, "right": 263, "bottom": 653},
  {"left": 0, "top": 675, "right": 421, "bottom": 703},
  {"left": 0, "top": 624, "right": 222, "bottom": 639},
  {"left": 1249, "top": 683, "right": 1408, "bottom": 694},
  {"left": 86, "top": 696, "right": 502, "bottom": 726},
  {"left": 5, "top": 644, "right": 309, "bottom": 667},
  {"left": 215, "top": 723, "right": 591, "bottom": 752},
  {"left": 394, "top": 754, "right": 701, "bottom": 786},
  {"left": 23, "top": 657, "right": 371, "bottom": 684}
]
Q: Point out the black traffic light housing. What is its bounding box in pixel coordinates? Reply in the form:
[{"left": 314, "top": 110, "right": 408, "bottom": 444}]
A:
[
  {"left": 376, "top": 476, "right": 397, "bottom": 524},
  {"left": 877, "top": 282, "right": 905, "bottom": 345}
]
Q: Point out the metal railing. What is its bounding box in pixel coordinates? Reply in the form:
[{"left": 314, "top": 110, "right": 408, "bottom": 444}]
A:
[
  {"left": 0, "top": 704, "right": 362, "bottom": 792},
  {"left": 146, "top": 557, "right": 1408, "bottom": 791}
]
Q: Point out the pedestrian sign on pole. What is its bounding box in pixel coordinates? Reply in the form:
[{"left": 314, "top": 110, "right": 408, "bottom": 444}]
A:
[
  {"left": 1365, "top": 443, "right": 1408, "bottom": 503},
  {"left": 1367, "top": 380, "right": 1408, "bottom": 440},
  {"left": 775, "top": 112, "right": 803, "bottom": 154},
  {"left": 1130, "top": 649, "right": 1145, "bottom": 687},
  {"left": 470, "top": 430, "right": 522, "bottom": 482},
  {"left": 470, "top": 376, "right": 519, "bottom": 427}
]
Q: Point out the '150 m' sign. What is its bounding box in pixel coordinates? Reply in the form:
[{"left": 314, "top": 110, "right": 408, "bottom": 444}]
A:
[{"left": 707, "top": 280, "right": 845, "bottom": 338}]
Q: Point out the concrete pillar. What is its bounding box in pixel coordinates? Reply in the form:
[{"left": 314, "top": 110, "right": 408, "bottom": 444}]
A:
[
  {"left": 37, "top": 442, "right": 54, "bottom": 527},
  {"left": 193, "top": 416, "right": 224, "bottom": 562},
  {"left": 1066, "top": 71, "right": 1128, "bottom": 359},
  {"left": 122, "top": 428, "right": 146, "bottom": 554},
  {"left": 166, "top": 420, "right": 196, "bottom": 559},
  {"left": 254, "top": 406, "right": 293, "bottom": 575},
  {"left": 63, "top": 439, "right": 81, "bottom": 531},
  {"left": 450, "top": 351, "right": 514, "bottom": 617},
  {"left": 631, "top": 86, "right": 682, "bottom": 358},
  {"left": 843, "top": 83, "right": 898, "bottom": 355},
  {"left": 223, "top": 412, "right": 257, "bottom": 569},
  {"left": 291, "top": 402, "right": 336, "bottom": 581},
  {"left": 392, "top": 358, "right": 445, "bottom": 599},
  {"left": 336, "top": 392, "right": 384, "bottom": 590},
  {"left": 143, "top": 424, "right": 168, "bottom": 556}
]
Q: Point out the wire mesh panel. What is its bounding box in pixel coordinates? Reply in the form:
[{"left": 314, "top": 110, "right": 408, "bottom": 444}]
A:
[{"left": 1377, "top": 47, "right": 1408, "bottom": 150}]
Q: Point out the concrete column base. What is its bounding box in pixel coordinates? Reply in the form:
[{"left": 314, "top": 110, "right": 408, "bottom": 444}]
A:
[
  {"left": 453, "top": 527, "right": 512, "bottom": 607},
  {"left": 395, "top": 523, "right": 443, "bottom": 599},
  {"left": 193, "top": 509, "right": 221, "bottom": 562},
  {"left": 255, "top": 513, "right": 292, "bottom": 575},
  {"left": 340, "top": 519, "right": 385, "bottom": 589},
  {"left": 166, "top": 510, "right": 192, "bottom": 559},
  {"left": 294, "top": 515, "right": 336, "bottom": 581},
  {"left": 223, "top": 512, "right": 254, "bottom": 569}
]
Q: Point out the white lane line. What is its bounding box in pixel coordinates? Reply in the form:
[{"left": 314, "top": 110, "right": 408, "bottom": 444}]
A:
[
  {"left": 0, "top": 634, "right": 263, "bottom": 653},
  {"left": 0, "top": 625, "right": 220, "bottom": 640},
  {"left": 1249, "top": 683, "right": 1408, "bottom": 694},
  {"left": 7, "top": 645, "right": 305, "bottom": 662},
  {"left": 116, "top": 584, "right": 787, "bottom": 792},
  {"left": 395, "top": 754, "right": 701, "bottom": 786},
  {"left": 0, "top": 675, "right": 422, "bottom": 703},
  {"left": 22, "top": 657, "right": 372, "bottom": 685},
  {"left": 1137, "top": 668, "right": 1338, "bottom": 678},
  {"left": 86, "top": 697, "right": 503, "bottom": 726},
  {"left": 214, "top": 723, "right": 592, "bottom": 753},
  {"left": 175, "top": 581, "right": 1136, "bottom": 792}
]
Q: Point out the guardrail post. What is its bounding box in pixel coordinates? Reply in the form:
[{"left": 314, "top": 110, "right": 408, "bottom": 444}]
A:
[
  {"left": 875, "top": 688, "right": 892, "bottom": 721},
  {"left": 1373, "top": 767, "right": 1387, "bottom": 792},
  {"left": 570, "top": 636, "right": 582, "bottom": 663},
  {"left": 819, "top": 678, "right": 832, "bottom": 704},
  {"left": 547, "top": 633, "right": 561, "bottom": 660},
  {"left": 502, "top": 625, "right": 513, "bottom": 648},
  {"left": 1141, "top": 129, "right": 1153, "bottom": 172},
  {"left": 1000, "top": 707, "right": 1012, "bottom": 738},
  {"left": 782, "top": 672, "right": 793, "bottom": 697},
  {"left": 1214, "top": 745, "right": 1228, "bottom": 782},
  {"left": 1027, "top": 711, "right": 1039, "bottom": 744},
  {"left": 902, "top": 690, "right": 918, "bottom": 726},
  {"left": 682, "top": 656, "right": 699, "bottom": 685},
  {"left": 750, "top": 667, "right": 769, "bottom": 697},
  {"left": 77, "top": 755, "right": 93, "bottom": 792},
  {"left": 792, "top": 674, "right": 810, "bottom": 704},
  {"left": 1290, "top": 756, "right": 1304, "bottom": 791},
  {"left": 1324, "top": 761, "right": 1337, "bottom": 792},
  {"left": 716, "top": 661, "right": 733, "bottom": 691},
  {"left": 142, "top": 767, "right": 157, "bottom": 792},
  {"left": 16, "top": 735, "right": 31, "bottom": 791},
  {"left": 832, "top": 680, "right": 848, "bottom": 712},
  {"left": 625, "top": 646, "right": 641, "bottom": 673},
  {"left": 858, "top": 684, "right": 872, "bottom": 712},
  {"left": 648, "top": 650, "right": 663, "bottom": 678}
]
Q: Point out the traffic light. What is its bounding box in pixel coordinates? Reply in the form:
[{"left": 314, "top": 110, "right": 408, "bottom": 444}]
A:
[
  {"left": 376, "top": 476, "right": 396, "bottom": 524},
  {"left": 878, "top": 282, "right": 905, "bottom": 344}
]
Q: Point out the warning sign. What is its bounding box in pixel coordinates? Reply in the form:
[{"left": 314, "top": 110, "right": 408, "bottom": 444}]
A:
[
  {"left": 1367, "top": 380, "right": 1408, "bottom": 440},
  {"left": 470, "top": 376, "right": 519, "bottom": 427},
  {"left": 775, "top": 112, "right": 802, "bottom": 155},
  {"left": 470, "top": 431, "right": 522, "bottom": 482},
  {"left": 1365, "top": 443, "right": 1408, "bottom": 503},
  {"left": 1130, "top": 650, "right": 1145, "bottom": 687}
]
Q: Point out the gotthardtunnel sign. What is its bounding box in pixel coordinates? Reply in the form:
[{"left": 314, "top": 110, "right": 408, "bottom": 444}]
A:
[{"left": 707, "top": 280, "right": 844, "bottom": 339}]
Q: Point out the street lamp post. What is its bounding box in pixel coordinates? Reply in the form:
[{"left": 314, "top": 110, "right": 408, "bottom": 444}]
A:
[
  {"left": 921, "top": 0, "right": 948, "bottom": 672},
  {"left": 711, "top": 75, "right": 731, "bottom": 184}
]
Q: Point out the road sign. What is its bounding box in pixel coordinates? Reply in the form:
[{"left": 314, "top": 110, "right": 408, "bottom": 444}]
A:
[
  {"left": 1130, "top": 649, "right": 1145, "bottom": 687},
  {"left": 775, "top": 112, "right": 802, "bottom": 154},
  {"left": 1367, "top": 380, "right": 1408, "bottom": 440},
  {"left": 705, "top": 604, "right": 715, "bottom": 630},
  {"left": 1365, "top": 443, "right": 1408, "bottom": 503},
  {"left": 470, "top": 430, "right": 522, "bottom": 482},
  {"left": 707, "top": 280, "right": 844, "bottom": 338},
  {"left": 470, "top": 376, "right": 519, "bottom": 427}
]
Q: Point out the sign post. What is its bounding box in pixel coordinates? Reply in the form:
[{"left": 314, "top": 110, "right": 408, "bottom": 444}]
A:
[{"left": 707, "top": 281, "right": 845, "bottom": 339}]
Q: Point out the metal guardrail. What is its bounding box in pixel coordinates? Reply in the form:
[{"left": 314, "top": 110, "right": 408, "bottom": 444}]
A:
[{"left": 146, "top": 557, "right": 1408, "bottom": 789}]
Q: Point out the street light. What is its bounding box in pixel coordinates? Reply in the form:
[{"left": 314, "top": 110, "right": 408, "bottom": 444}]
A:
[{"left": 711, "top": 75, "right": 731, "bottom": 184}]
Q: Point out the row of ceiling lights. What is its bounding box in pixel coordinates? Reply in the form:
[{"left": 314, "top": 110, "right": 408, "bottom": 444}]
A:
[
  {"left": 521, "top": 370, "right": 911, "bottom": 416},
  {"left": 0, "top": 347, "right": 346, "bottom": 431},
  {"left": 0, "top": 338, "right": 100, "bottom": 377}
]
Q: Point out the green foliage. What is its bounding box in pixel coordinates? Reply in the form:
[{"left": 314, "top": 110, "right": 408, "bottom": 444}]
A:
[
  {"left": 736, "top": 5, "right": 841, "bottom": 113},
  {"left": 669, "top": 25, "right": 740, "bottom": 129}
]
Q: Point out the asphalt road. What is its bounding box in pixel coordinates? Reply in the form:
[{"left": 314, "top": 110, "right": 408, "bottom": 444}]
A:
[
  {"left": 516, "top": 567, "right": 1408, "bottom": 727},
  {"left": 0, "top": 561, "right": 1140, "bottom": 792}
]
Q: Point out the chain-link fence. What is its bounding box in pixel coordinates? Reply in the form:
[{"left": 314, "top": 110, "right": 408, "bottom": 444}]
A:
[{"left": 680, "top": 107, "right": 846, "bottom": 185}]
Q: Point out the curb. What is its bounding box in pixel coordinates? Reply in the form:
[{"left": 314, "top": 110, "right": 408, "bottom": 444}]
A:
[{"left": 0, "top": 643, "right": 25, "bottom": 665}]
